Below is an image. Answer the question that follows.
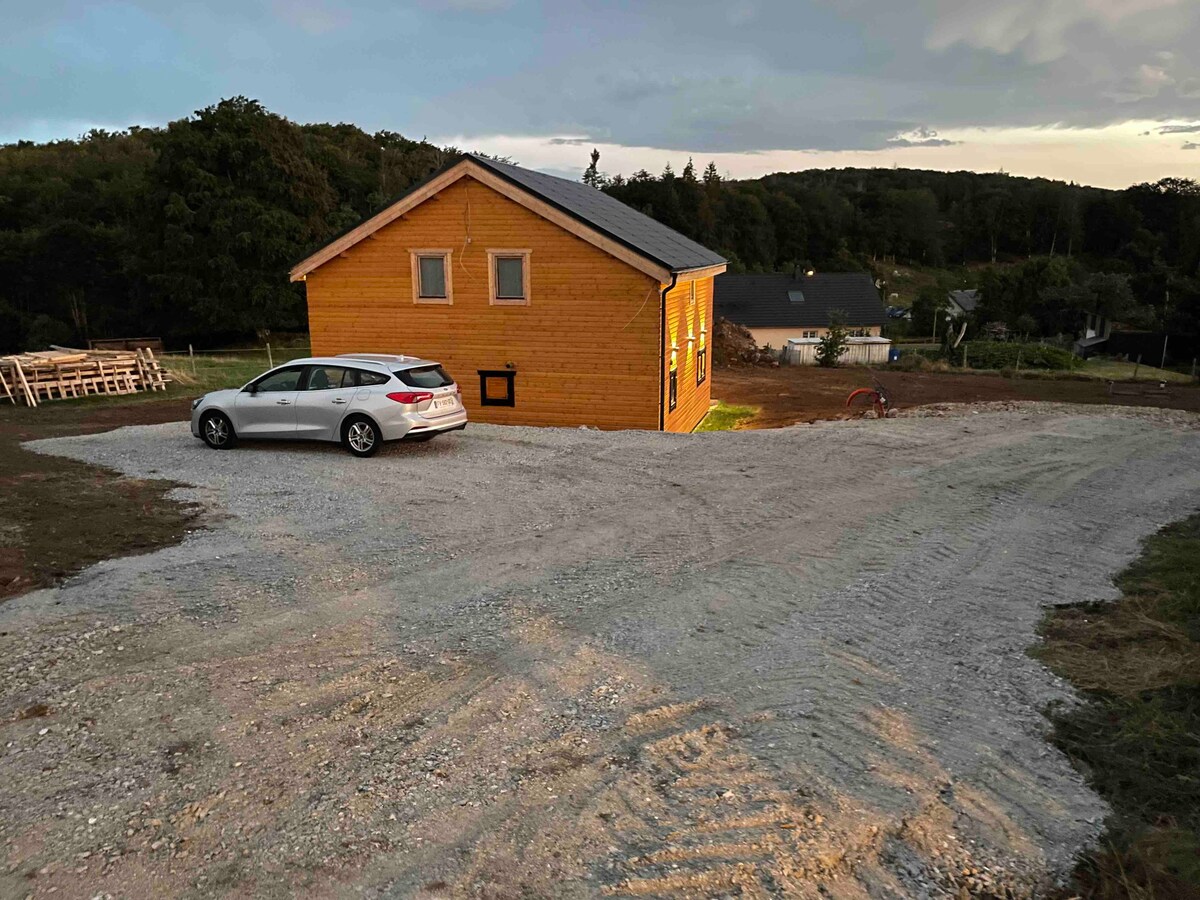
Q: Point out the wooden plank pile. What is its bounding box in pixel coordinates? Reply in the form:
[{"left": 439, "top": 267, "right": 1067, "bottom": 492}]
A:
[{"left": 0, "top": 347, "right": 169, "bottom": 407}]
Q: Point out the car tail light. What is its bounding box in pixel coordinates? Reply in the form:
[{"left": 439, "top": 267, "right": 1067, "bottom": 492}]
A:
[
  {"left": 455, "top": 384, "right": 461, "bottom": 395},
  {"left": 386, "top": 391, "right": 434, "bottom": 404}
]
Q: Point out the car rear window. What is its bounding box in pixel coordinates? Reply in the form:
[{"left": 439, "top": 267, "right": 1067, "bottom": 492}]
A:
[{"left": 394, "top": 364, "right": 453, "bottom": 388}]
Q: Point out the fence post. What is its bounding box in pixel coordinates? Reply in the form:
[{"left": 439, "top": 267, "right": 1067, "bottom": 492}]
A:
[
  {"left": 1015, "top": 349, "right": 1022, "bottom": 374},
  {"left": 962, "top": 345, "right": 967, "bottom": 369},
  {"left": 266, "top": 342, "right": 273, "bottom": 368},
  {"left": 189, "top": 343, "right": 196, "bottom": 376},
  {"left": 1134, "top": 354, "right": 1141, "bottom": 380}
]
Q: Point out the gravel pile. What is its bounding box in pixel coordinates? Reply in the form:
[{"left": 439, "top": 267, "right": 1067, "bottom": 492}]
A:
[{"left": 3, "top": 409, "right": 1199, "bottom": 897}]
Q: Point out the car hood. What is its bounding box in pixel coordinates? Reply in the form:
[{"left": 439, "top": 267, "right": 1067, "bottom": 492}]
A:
[{"left": 202, "top": 388, "right": 243, "bottom": 406}]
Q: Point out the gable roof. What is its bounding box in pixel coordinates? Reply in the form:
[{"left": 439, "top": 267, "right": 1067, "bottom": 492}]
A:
[
  {"left": 947, "top": 289, "right": 979, "bottom": 313},
  {"left": 714, "top": 272, "right": 887, "bottom": 329},
  {"left": 289, "top": 154, "right": 726, "bottom": 283}
]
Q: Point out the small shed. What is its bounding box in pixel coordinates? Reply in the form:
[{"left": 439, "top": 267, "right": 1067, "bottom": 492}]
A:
[{"left": 784, "top": 336, "right": 893, "bottom": 366}]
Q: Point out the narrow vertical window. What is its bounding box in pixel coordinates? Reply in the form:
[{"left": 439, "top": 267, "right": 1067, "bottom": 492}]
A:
[
  {"left": 411, "top": 250, "right": 453, "bottom": 304},
  {"left": 696, "top": 347, "right": 707, "bottom": 386},
  {"left": 668, "top": 349, "right": 678, "bottom": 412},
  {"left": 488, "top": 250, "right": 531, "bottom": 305}
]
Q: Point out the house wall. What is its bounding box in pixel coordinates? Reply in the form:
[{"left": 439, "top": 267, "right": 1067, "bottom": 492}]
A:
[
  {"left": 305, "top": 175, "right": 665, "bottom": 430},
  {"left": 662, "top": 274, "right": 715, "bottom": 433},
  {"left": 751, "top": 325, "right": 882, "bottom": 350}
]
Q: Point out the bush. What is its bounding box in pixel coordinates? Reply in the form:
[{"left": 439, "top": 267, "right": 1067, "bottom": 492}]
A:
[{"left": 961, "top": 341, "right": 1079, "bottom": 371}]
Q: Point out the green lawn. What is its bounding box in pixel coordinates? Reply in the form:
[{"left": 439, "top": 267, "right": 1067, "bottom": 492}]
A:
[
  {"left": 1079, "top": 358, "right": 1193, "bottom": 383},
  {"left": 161, "top": 347, "right": 311, "bottom": 394},
  {"left": 696, "top": 401, "right": 759, "bottom": 432}
]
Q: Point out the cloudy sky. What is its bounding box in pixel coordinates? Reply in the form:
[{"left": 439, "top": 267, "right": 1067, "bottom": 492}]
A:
[{"left": 3, "top": 0, "right": 1199, "bottom": 188}]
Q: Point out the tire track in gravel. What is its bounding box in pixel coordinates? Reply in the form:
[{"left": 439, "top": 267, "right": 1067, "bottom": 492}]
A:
[{"left": 6, "top": 405, "right": 1200, "bottom": 898}]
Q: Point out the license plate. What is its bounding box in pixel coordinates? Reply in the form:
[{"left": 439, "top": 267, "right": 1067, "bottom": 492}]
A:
[{"left": 434, "top": 397, "right": 455, "bottom": 409}]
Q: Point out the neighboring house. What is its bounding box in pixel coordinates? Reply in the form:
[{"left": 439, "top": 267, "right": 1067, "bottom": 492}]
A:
[
  {"left": 1074, "top": 311, "right": 1113, "bottom": 356},
  {"left": 946, "top": 289, "right": 979, "bottom": 318},
  {"left": 290, "top": 154, "right": 726, "bottom": 432},
  {"left": 713, "top": 271, "right": 888, "bottom": 350}
]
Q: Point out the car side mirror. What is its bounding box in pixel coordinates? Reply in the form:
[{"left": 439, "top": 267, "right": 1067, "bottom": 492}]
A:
[{"left": 244, "top": 384, "right": 258, "bottom": 395}]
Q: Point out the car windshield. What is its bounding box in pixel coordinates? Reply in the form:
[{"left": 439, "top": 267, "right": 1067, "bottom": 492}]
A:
[{"left": 394, "top": 364, "right": 453, "bottom": 388}]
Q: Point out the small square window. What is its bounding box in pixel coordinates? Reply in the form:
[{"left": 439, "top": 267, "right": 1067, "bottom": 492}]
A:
[
  {"left": 479, "top": 369, "right": 516, "bottom": 407},
  {"left": 488, "top": 250, "right": 530, "bottom": 305},
  {"left": 411, "top": 250, "right": 452, "bottom": 304}
]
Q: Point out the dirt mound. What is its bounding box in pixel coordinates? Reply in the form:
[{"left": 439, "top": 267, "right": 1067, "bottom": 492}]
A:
[{"left": 712, "top": 317, "right": 778, "bottom": 367}]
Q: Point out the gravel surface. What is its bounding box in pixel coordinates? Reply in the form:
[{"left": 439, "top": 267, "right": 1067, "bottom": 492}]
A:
[{"left": 4, "top": 404, "right": 1200, "bottom": 898}]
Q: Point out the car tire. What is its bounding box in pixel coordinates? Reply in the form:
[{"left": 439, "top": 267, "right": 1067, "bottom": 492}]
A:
[
  {"left": 200, "top": 411, "right": 237, "bottom": 450},
  {"left": 343, "top": 416, "right": 382, "bottom": 458}
]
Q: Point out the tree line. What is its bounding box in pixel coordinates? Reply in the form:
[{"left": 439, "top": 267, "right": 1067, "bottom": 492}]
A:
[
  {"left": 1, "top": 98, "right": 1197, "bottom": 355},
  {"left": 593, "top": 152, "right": 1200, "bottom": 351}
]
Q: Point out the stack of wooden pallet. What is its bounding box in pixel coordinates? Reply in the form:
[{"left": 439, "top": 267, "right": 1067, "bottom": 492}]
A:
[{"left": 0, "top": 347, "right": 170, "bottom": 407}]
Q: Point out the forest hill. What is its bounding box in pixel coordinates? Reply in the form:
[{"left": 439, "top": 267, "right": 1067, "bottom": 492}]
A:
[{"left": 1, "top": 97, "right": 1197, "bottom": 356}]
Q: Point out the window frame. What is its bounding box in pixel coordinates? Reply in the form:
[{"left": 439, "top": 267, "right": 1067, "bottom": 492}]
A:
[
  {"left": 410, "top": 249, "right": 453, "bottom": 305},
  {"left": 478, "top": 369, "right": 516, "bottom": 407},
  {"left": 696, "top": 347, "right": 707, "bottom": 386},
  {"left": 487, "top": 249, "right": 531, "bottom": 306}
]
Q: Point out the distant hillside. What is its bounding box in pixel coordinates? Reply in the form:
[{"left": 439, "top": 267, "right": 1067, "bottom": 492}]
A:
[{"left": 1, "top": 98, "right": 1197, "bottom": 354}]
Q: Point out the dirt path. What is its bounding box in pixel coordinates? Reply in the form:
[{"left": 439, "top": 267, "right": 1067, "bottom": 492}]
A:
[
  {"left": 714, "top": 366, "right": 1200, "bottom": 428},
  {"left": 3, "top": 406, "right": 1199, "bottom": 897},
  {"left": 0, "top": 398, "right": 193, "bottom": 600}
]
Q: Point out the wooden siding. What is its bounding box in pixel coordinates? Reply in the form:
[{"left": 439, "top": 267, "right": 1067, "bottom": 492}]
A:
[
  {"left": 662, "top": 275, "right": 715, "bottom": 433},
  {"left": 305, "top": 175, "right": 664, "bottom": 429}
]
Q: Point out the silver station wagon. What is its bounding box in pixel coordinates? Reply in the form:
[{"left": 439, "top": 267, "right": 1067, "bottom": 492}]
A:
[{"left": 191, "top": 354, "right": 467, "bottom": 457}]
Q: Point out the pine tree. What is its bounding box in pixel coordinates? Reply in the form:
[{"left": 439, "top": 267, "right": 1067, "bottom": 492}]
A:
[
  {"left": 662, "top": 162, "right": 675, "bottom": 180},
  {"left": 582, "top": 148, "right": 605, "bottom": 189},
  {"left": 682, "top": 157, "right": 698, "bottom": 184},
  {"left": 703, "top": 161, "right": 720, "bottom": 186}
]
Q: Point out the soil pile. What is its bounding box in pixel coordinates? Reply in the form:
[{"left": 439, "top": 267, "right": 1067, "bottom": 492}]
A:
[{"left": 712, "top": 316, "right": 778, "bottom": 367}]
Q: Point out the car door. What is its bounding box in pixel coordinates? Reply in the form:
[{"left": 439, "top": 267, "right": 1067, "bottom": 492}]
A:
[
  {"left": 293, "top": 365, "right": 354, "bottom": 440},
  {"left": 233, "top": 366, "right": 305, "bottom": 437}
]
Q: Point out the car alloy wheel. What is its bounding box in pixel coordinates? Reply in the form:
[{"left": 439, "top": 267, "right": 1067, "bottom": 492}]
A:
[
  {"left": 347, "top": 420, "right": 375, "bottom": 453},
  {"left": 203, "top": 414, "right": 232, "bottom": 448}
]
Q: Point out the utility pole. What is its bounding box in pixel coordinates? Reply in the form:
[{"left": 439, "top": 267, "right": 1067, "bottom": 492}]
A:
[{"left": 1161, "top": 289, "right": 1172, "bottom": 371}]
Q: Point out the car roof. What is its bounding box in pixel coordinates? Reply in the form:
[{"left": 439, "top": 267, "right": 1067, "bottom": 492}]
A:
[{"left": 282, "top": 355, "right": 442, "bottom": 371}]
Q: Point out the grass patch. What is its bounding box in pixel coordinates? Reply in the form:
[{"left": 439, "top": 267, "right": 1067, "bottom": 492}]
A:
[
  {"left": 162, "top": 348, "right": 312, "bottom": 395},
  {"left": 1035, "top": 514, "right": 1200, "bottom": 899},
  {"left": 696, "top": 401, "right": 759, "bottom": 432},
  {"left": 1081, "top": 359, "right": 1193, "bottom": 384}
]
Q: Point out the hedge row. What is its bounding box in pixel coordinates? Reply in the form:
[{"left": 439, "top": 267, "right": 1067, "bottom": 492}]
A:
[{"left": 897, "top": 341, "right": 1080, "bottom": 371}]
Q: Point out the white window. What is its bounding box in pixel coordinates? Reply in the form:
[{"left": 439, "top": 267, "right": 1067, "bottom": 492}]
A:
[
  {"left": 488, "top": 250, "right": 531, "bottom": 305},
  {"left": 411, "top": 250, "right": 452, "bottom": 304},
  {"left": 802, "top": 330, "right": 818, "bottom": 339}
]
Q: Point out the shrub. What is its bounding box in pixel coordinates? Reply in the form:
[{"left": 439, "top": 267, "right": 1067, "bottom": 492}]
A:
[{"left": 961, "top": 341, "right": 1079, "bottom": 371}]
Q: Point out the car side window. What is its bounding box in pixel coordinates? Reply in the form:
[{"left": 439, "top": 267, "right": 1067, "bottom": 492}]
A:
[
  {"left": 352, "top": 370, "right": 389, "bottom": 387},
  {"left": 253, "top": 367, "right": 304, "bottom": 393},
  {"left": 305, "top": 366, "right": 348, "bottom": 390}
]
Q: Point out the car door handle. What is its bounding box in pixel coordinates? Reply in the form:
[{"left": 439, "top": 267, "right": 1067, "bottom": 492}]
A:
[
  {"left": 275, "top": 399, "right": 291, "bottom": 405},
  {"left": 331, "top": 398, "right": 348, "bottom": 404}
]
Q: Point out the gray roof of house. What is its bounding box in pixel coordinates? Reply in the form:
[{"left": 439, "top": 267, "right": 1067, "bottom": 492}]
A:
[
  {"left": 714, "top": 272, "right": 887, "bottom": 329},
  {"left": 468, "top": 154, "right": 726, "bottom": 273},
  {"left": 948, "top": 289, "right": 979, "bottom": 312}
]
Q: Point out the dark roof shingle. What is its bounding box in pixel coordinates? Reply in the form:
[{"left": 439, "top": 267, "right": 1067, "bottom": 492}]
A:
[
  {"left": 714, "top": 272, "right": 887, "bottom": 329},
  {"left": 468, "top": 154, "right": 725, "bottom": 273}
]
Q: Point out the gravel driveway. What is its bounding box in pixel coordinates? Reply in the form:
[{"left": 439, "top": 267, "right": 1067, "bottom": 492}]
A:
[{"left": 4, "top": 404, "right": 1200, "bottom": 898}]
